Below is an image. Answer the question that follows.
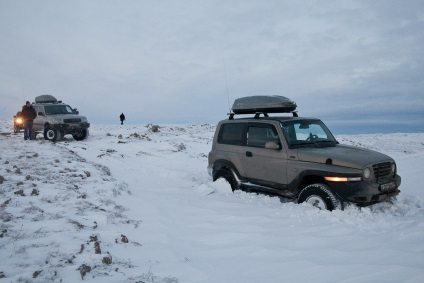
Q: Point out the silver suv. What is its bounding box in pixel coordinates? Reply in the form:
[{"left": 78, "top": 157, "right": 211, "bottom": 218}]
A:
[
  {"left": 32, "top": 95, "right": 90, "bottom": 141},
  {"left": 208, "top": 96, "right": 401, "bottom": 210}
]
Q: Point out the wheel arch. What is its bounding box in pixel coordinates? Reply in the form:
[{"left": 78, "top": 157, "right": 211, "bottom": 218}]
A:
[
  {"left": 289, "top": 171, "right": 330, "bottom": 197},
  {"left": 212, "top": 159, "right": 242, "bottom": 182},
  {"left": 299, "top": 175, "right": 328, "bottom": 192}
]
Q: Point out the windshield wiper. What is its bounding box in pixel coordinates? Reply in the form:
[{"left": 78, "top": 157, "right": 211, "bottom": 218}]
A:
[{"left": 314, "top": 140, "right": 337, "bottom": 147}]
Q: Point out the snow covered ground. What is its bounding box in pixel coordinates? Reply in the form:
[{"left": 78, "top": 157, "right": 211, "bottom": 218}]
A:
[{"left": 1, "top": 120, "right": 424, "bottom": 283}]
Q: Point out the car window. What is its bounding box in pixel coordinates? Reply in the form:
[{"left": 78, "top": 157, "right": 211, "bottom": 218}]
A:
[
  {"left": 218, "top": 123, "right": 245, "bottom": 145},
  {"left": 294, "top": 123, "right": 327, "bottom": 141},
  {"left": 44, "top": 105, "right": 74, "bottom": 115},
  {"left": 281, "top": 120, "right": 337, "bottom": 147},
  {"left": 247, "top": 124, "right": 280, "bottom": 148},
  {"left": 33, "top": 105, "right": 43, "bottom": 114}
]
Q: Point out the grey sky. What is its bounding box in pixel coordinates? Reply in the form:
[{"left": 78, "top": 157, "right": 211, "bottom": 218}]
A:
[{"left": 1, "top": 0, "right": 423, "bottom": 133}]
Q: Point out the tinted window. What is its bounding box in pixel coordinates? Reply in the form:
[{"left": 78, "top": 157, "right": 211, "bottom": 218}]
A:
[
  {"left": 219, "top": 123, "right": 245, "bottom": 145},
  {"left": 247, "top": 124, "right": 280, "bottom": 148}
]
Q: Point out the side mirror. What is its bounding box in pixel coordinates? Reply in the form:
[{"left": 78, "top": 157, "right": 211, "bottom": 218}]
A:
[
  {"left": 74, "top": 109, "right": 79, "bottom": 114},
  {"left": 265, "top": 141, "right": 280, "bottom": 150}
]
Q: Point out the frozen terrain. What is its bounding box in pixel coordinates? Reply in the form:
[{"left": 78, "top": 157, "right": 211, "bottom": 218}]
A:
[{"left": 1, "top": 120, "right": 424, "bottom": 282}]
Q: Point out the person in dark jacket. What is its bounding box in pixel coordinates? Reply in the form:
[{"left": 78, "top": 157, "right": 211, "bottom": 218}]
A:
[
  {"left": 120, "top": 113, "right": 126, "bottom": 125},
  {"left": 21, "top": 101, "right": 37, "bottom": 140}
]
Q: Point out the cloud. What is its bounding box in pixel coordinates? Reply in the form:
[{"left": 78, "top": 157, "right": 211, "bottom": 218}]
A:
[{"left": 0, "top": 0, "right": 423, "bottom": 132}]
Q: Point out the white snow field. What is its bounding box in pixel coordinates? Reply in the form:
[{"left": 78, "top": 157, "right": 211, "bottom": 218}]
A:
[{"left": 1, "top": 120, "right": 424, "bottom": 283}]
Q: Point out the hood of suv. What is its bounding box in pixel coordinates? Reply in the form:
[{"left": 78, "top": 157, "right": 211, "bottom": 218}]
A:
[
  {"left": 46, "top": 114, "right": 87, "bottom": 122},
  {"left": 296, "top": 144, "right": 393, "bottom": 169}
]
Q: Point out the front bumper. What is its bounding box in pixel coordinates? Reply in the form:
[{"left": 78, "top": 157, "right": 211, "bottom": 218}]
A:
[
  {"left": 330, "top": 174, "right": 401, "bottom": 205},
  {"left": 51, "top": 122, "right": 90, "bottom": 133}
]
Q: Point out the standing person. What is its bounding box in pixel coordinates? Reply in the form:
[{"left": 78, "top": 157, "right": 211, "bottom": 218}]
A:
[
  {"left": 21, "top": 101, "right": 37, "bottom": 140},
  {"left": 120, "top": 113, "right": 126, "bottom": 125}
]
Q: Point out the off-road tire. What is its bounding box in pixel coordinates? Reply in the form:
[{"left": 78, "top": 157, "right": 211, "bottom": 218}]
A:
[
  {"left": 298, "top": 183, "right": 339, "bottom": 211},
  {"left": 44, "top": 127, "right": 61, "bottom": 141},
  {"left": 72, "top": 129, "right": 88, "bottom": 141}
]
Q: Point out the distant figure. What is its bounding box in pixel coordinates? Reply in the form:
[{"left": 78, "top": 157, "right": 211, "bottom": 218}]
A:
[
  {"left": 21, "top": 101, "right": 37, "bottom": 140},
  {"left": 120, "top": 113, "right": 126, "bottom": 125}
]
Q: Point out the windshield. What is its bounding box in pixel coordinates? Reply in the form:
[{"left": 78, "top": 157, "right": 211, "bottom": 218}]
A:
[
  {"left": 281, "top": 119, "right": 337, "bottom": 148},
  {"left": 44, "top": 105, "right": 74, "bottom": 115}
]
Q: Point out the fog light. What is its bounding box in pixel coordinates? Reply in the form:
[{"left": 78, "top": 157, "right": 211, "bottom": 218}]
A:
[
  {"left": 364, "top": 167, "right": 371, "bottom": 179},
  {"left": 325, "top": 176, "right": 361, "bottom": 182}
]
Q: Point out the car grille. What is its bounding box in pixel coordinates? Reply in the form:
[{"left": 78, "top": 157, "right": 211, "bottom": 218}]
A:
[
  {"left": 372, "top": 162, "right": 392, "bottom": 179},
  {"left": 64, "top": 119, "right": 81, "bottom": 123}
]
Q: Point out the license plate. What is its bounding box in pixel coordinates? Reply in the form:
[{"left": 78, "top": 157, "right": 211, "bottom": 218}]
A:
[
  {"left": 69, "top": 124, "right": 80, "bottom": 129},
  {"left": 380, "top": 181, "right": 397, "bottom": 192}
]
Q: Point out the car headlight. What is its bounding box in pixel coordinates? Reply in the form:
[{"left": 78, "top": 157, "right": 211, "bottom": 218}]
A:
[
  {"left": 391, "top": 163, "right": 396, "bottom": 175},
  {"left": 16, "top": 118, "right": 23, "bottom": 124},
  {"left": 363, "top": 167, "right": 372, "bottom": 180},
  {"left": 52, "top": 118, "right": 63, "bottom": 124}
]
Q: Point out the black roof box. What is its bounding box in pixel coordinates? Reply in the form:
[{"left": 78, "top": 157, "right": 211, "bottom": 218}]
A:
[
  {"left": 232, "top": 95, "right": 297, "bottom": 114},
  {"left": 35, "top": 95, "right": 58, "bottom": 103}
]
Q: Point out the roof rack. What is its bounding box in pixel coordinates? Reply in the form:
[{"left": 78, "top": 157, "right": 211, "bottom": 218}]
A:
[{"left": 228, "top": 111, "right": 298, "bottom": 120}]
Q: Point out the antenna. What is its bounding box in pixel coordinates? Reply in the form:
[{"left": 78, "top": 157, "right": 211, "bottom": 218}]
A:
[{"left": 223, "top": 58, "right": 231, "bottom": 113}]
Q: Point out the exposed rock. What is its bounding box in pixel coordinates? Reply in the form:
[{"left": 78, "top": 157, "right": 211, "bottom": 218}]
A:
[
  {"left": 14, "top": 189, "right": 25, "bottom": 196},
  {"left": 94, "top": 241, "right": 101, "bottom": 254},
  {"left": 32, "top": 270, "right": 42, "bottom": 278},
  {"left": 78, "top": 264, "right": 91, "bottom": 279},
  {"left": 102, "top": 255, "right": 112, "bottom": 265},
  {"left": 151, "top": 125, "right": 160, "bottom": 133},
  {"left": 121, "top": 234, "right": 129, "bottom": 243}
]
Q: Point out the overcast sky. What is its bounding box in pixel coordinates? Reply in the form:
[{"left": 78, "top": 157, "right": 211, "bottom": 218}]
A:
[{"left": 1, "top": 0, "right": 423, "bottom": 133}]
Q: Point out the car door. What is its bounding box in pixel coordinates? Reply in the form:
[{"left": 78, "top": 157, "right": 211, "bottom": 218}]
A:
[
  {"left": 32, "top": 105, "right": 45, "bottom": 131},
  {"left": 242, "top": 122, "right": 288, "bottom": 187}
]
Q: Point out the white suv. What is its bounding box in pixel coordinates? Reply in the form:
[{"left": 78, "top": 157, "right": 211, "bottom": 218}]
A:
[{"left": 32, "top": 95, "right": 90, "bottom": 141}]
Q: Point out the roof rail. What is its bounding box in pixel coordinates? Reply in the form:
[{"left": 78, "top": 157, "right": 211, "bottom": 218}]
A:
[{"left": 228, "top": 111, "right": 298, "bottom": 120}]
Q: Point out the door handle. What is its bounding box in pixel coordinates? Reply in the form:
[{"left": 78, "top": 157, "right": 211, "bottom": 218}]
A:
[{"left": 246, "top": 151, "right": 253, "bottom": 157}]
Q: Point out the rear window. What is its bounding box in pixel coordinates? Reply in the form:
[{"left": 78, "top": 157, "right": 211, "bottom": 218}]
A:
[{"left": 218, "top": 123, "right": 245, "bottom": 145}]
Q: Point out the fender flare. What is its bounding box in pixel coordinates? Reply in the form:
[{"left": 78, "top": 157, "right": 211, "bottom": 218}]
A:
[{"left": 212, "top": 159, "right": 243, "bottom": 182}]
